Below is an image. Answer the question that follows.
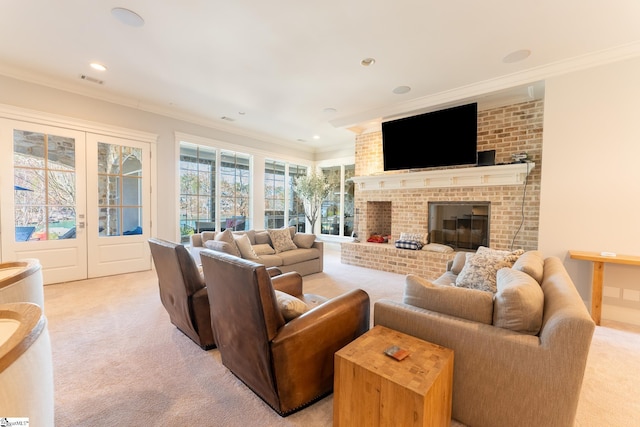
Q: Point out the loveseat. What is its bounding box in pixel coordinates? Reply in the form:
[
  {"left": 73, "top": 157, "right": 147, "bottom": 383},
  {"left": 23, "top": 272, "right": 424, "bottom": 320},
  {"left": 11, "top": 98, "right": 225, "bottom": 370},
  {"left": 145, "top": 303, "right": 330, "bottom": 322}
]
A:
[
  {"left": 189, "top": 226, "right": 323, "bottom": 276},
  {"left": 374, "top": 248, "right": 596, "bottom": 427}
]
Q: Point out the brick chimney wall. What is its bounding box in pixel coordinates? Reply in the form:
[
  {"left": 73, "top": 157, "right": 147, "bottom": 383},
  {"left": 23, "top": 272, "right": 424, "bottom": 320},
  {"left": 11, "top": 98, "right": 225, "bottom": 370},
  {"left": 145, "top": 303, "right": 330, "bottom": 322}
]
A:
[{"left": 353, "top": 99, "right": 544, "bottom": 252}]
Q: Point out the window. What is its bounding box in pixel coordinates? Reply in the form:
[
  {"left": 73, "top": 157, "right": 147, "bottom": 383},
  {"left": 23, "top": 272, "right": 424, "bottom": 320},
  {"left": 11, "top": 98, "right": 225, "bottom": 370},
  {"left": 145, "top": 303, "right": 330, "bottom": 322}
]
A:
[
  {"left": 219, "top": 150, "right": 250, "bottom": 232},
  {"left": 13, "top": 130, "right": 76, "bottom": 241},
  {"left": 179, "top": 143, "right": 215, "bottom": 242},
  {"left": 179, "top": 142, "right": 252, "bottom": 242},
  {"left": 288, "top": 164, "right": 307, "bottom": 232},
  {"left": 264, "top": 161, "right": 308, "bottom": 232},
  {"left": 264, "top": 160, "right": 286, "bottom": 229},
  {"left": 320, "top": 164, "right": 354, "bottom": 237}
]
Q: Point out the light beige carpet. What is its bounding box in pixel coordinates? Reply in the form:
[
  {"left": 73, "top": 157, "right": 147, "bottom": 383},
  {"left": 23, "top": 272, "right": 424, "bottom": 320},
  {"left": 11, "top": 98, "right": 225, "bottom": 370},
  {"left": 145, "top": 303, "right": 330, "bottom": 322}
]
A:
[{"left": 44, "top": 244, "right": 640, "bottom": 426}]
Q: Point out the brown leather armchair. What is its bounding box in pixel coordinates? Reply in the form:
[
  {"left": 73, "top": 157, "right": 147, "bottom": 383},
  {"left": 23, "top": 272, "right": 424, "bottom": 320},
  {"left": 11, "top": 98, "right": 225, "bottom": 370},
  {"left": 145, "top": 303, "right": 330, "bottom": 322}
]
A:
[
  {"left": 200, "top": 250, "right": 370, "bottom": 416},
  {"left": 148, "top": 238, "right": 215, "bottom": 350}
]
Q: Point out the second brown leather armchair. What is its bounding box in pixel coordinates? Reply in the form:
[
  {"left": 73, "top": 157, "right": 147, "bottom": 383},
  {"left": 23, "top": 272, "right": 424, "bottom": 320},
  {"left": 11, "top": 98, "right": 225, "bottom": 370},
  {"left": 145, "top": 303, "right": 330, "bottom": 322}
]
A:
[
  {"left": 200, "top": 250, "right": 370, "bottom": 416},
  {"left": 148, "top": 238, "right": 215, "bottom": 350}
]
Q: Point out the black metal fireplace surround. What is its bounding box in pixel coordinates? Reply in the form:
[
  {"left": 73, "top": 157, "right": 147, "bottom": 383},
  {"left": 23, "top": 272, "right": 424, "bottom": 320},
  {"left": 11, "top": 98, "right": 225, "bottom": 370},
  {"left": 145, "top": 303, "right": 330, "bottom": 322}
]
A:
[{"left": 428, "top": 201, "right": 490, "bottom": 251}]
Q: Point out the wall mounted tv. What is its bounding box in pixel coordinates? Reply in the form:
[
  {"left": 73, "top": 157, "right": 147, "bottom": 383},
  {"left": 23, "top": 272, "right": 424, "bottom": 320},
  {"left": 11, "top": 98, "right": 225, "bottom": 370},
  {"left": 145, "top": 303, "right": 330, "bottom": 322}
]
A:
[{"left": 382, "top": 102, "right": 478, "bottom": 171}]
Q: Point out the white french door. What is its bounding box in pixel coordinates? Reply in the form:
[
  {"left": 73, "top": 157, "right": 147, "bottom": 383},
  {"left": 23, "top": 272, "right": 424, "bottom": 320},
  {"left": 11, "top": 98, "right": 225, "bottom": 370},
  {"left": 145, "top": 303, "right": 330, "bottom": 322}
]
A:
[
  {"left": 0, "top": 120, "right": 88, "bottom": 284},
  {"left": 0, "top": 118, "right": 152, "bottom": 284},
  {"left": 86, "top": 134, "right": 151, "bottom": 278}
]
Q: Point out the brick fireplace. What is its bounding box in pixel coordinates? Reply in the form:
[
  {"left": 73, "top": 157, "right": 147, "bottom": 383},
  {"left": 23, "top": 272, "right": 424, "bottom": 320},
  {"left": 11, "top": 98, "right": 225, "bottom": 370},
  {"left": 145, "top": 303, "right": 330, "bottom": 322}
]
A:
[{"left": 341, "top": 99, "right": 543, "bottom": 278}]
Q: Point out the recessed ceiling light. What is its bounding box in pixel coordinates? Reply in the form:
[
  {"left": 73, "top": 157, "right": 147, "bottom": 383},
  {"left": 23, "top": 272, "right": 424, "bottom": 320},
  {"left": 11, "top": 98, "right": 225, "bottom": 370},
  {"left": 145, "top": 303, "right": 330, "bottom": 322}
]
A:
[
  {"left": 313, "top": 135, "right": 320, "bottom": 140},
  {"left": 90, "top": 62, "right": 107, "bottom": 72},
  {"left": 111, "top": 7, "right": 145, "bottom": 27},
  {"left": 360, "top": 58, "right": 376, "bottom": 67},
  {"left": 392, "top": 86, "right": 411, "bottom": 95},
  {"left": 323, "top": 107, "right": 337, "bottom": 114},
  {"left": 502, "top": 49, "right": 531, "bottom": 63}
]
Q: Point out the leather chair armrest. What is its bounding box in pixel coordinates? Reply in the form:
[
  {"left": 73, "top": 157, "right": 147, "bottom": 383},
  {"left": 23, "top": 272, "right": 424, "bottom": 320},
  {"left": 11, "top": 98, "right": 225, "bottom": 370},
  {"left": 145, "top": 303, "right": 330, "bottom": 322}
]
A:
[
  {"left": 267, "top": 267, "right": 283, "bottom": 278},
  {"left": 271, "top": 271, "right": 303, "bottom": 296},
  {"left": 271, "top": 289, "right": 370, "bottom": 350}
]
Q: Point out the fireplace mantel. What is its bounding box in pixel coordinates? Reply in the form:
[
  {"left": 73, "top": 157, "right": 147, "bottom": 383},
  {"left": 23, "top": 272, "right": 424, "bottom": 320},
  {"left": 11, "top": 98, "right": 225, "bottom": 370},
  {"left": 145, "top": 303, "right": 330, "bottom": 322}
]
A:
[{"left": 351, "top": 162, "right": 535, "bottom": 191}]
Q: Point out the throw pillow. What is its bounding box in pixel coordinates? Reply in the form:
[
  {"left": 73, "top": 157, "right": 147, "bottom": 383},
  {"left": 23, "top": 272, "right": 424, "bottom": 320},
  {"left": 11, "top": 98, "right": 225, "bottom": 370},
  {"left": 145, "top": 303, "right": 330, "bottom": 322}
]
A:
[
  {"left": 234, "top": 233, "right": 259, "bottom": 260},
  {"left": 204, "top": 240, "right": 241, "bottom": 257},
  {"left": 403, "top": 274, "right": 494, "bottom": 324},
  {"left": 214, "top": 229, "right": 241, "bottom": 257},
  {"left": 493, "top": 267, "right": 544, "bottom": 335},
  {"left": 422, "top": 243, "right": 454, "bottom": 253},
  {"left": 293, "top": 233, "right": 316, "bottom": 249},
  {"left": 268, "top": 228, "right": 298, "bottom": 253},
  {"left": 512, "top": 250, "right": 545, "bottom": 284},
  {"left": 399, "top": 232, "right": 425, "bottom": 244},
  {"left": 254, "top": 230, "right": 271, "bottom": 245},
  {"left": 252, "top": 244, "right": 276, "bottom": 255},
  {"left": 449, "top": 251, "right": 468, "bottom": 275},
  {"left": 455, "top": 248, "right": 524, "bottom": 293},
  {"left": 274, "top": 290, "right": 309, "bottom": 321}
]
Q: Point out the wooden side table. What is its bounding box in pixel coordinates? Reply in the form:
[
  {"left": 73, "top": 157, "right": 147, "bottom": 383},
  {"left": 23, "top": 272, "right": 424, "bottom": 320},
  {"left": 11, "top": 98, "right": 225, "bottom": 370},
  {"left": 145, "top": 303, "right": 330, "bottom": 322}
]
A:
[
  {"left": 569, "top": 250, "right": 640, "bottom": 325},
  {"left": 334, "top": 325, "right": 454, "bottom": 427}
]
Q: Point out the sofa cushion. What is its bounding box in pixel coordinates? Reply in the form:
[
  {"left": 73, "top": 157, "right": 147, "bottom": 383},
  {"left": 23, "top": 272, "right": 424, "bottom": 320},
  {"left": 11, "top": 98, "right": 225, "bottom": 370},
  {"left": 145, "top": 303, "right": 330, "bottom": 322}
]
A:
[
  {"left": 512, "top": 250, "right": 545, "bottom": 284},
  {"left": 253, "top": 243, "right": 275, "bottom": 255},
  {"left": 234, "top": 234, "right": 259, "bottom": 260},
  {"left": 493, "top": 267, "right": 544, "bottom": 335},
  {"left": 278, "top": 248, "right": 319, "bottom": 266},
  {"left": 274, "top": 290, "right": 308, "bottom": 321},
  {"left": 455, "top": 247, "right": 524, "bottom": 293},
  {"left": 403, "top": 274, "right": 494, "bottom": 324},
  {"left": 256, "top": 254, "right": 283, "bottom": 268},
  {"left": 293, "top": 233, "right": 316, "bottom": 249},
  {"left": 268, "top": 228, "right": 298, "bottom": 253}
]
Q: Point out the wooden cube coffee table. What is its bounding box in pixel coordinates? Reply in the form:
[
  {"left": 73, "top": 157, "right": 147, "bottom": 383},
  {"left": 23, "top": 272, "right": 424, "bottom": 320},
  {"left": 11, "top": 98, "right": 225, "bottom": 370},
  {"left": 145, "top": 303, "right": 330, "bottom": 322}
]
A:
[{"left": 334, "top": 325, "right": 454, "bottom": 427}]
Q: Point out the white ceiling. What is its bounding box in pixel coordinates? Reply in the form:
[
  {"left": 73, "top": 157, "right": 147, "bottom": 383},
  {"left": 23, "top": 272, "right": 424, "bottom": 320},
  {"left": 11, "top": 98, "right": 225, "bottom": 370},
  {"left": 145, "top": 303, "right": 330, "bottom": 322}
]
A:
[{"left": 2, "top": 1, "right": 640, "bottom": 153}]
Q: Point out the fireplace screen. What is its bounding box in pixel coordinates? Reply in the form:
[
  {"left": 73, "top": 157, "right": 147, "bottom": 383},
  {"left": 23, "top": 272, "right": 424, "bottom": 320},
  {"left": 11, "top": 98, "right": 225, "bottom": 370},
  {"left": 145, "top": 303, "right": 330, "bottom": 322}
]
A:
[{"left": 428, "top": 202, "right": 489, "bottom": 251}]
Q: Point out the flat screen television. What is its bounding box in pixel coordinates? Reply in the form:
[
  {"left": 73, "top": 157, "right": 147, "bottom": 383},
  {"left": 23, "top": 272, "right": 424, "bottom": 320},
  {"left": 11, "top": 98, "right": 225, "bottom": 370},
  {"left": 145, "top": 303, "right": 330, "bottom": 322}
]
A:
[{"left": 382, "top": 102, "right": 478, "bottom": 171}]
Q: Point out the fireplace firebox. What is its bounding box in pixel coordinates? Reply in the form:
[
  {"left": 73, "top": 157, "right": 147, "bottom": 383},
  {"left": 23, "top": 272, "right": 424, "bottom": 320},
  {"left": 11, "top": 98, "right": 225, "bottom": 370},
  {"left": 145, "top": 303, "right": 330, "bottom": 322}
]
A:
[{"left": 428, "top": 202, "right": 490, "bottom": 251}]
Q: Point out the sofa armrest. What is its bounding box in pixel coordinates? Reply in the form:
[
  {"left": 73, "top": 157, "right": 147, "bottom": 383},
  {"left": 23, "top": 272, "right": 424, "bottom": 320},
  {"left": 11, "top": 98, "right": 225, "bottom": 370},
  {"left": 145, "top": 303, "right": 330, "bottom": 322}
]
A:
[
  {"left": 271, "top": 271, "right": 303, "bottom": 296},
  {"left": 373, "top": 299, "right": 584, "bottom": 427},
  {"left": 312, "top": 240, "right": 324, "bottom": 271},
  {"left": 190, "top": 233, "right": 203, "bottom": 248}
]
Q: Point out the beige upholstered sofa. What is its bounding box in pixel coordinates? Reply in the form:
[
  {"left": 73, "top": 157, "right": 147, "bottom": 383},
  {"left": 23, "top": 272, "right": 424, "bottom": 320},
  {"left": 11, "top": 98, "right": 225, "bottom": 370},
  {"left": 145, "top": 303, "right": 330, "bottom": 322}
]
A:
[
  {"left": 189, "top": 227, "right": 323, "bottom": 276},
  {"left": 374, "top": 249, "right": 596, "bottom": 427}
]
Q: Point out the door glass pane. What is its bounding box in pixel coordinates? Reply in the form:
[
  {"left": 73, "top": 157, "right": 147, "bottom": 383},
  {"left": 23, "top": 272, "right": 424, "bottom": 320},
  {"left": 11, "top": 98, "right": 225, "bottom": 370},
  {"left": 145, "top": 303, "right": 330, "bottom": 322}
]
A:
[
  {"left": 13, "top": 129, "right": 76, "bottom": 241},
  {"left": 97, "top": 142, "right": 143, "bottom": 236}
]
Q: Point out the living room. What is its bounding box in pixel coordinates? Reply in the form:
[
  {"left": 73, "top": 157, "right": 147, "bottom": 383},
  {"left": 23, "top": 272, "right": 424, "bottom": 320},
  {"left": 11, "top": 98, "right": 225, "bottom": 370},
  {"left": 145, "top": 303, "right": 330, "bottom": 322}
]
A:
[{"left": 2, "top": 3, "right": 640, "bottom": 426}]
